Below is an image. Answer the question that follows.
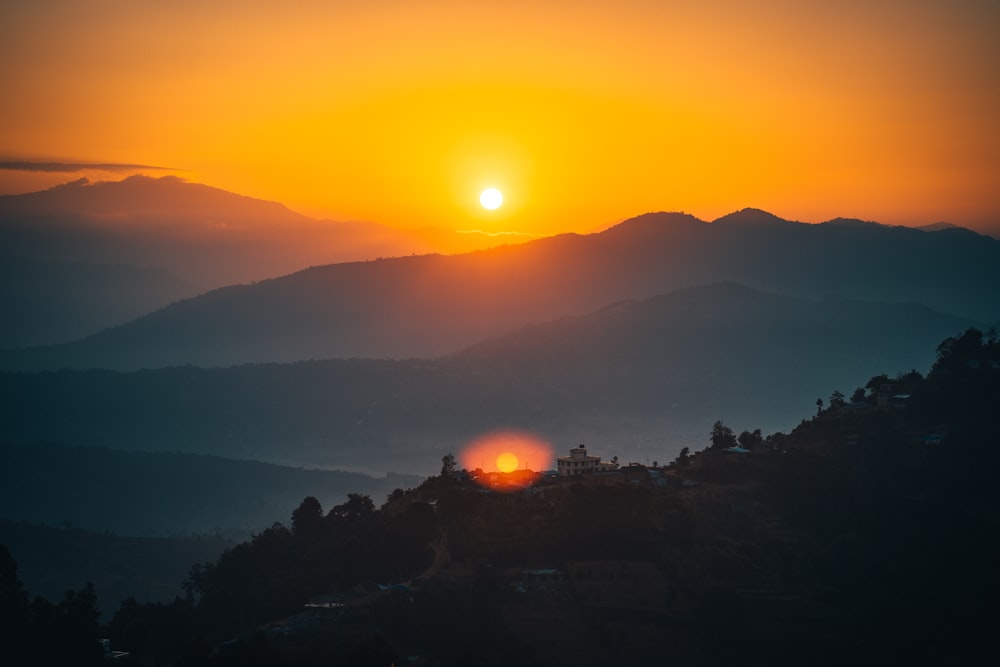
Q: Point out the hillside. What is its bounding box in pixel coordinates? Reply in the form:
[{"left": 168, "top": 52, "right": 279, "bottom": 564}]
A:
[
  {"left": 20, "top": 328, "right": 993, "bottom": 666},
  {"left": 0, "top": 284, "right": 973, "bottom": 474},
  {"left": 3, "top": 207, "right": 996, "bottom": 371}
]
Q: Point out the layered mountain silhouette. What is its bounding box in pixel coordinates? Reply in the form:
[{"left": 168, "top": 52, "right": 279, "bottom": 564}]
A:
[
  {"left": 0, "top": 442, "right": 421, "bottom": 537},
  {"left": 0, "top": 283, "right": 971, "bottom": 473},
  {"left": 0, "top": 255, "right": 193, "bottom": 347},
  {"left": 0, "top": 176, "right": 440, "bottom": 346},
  {"left": 2, "top": 206, "right": 995, "bottom": 371},
  {"left": 0, "top": 175, "right": 434, "bottom": 286}
]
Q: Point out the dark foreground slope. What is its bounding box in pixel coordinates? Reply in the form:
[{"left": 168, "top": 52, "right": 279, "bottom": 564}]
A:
[
  {"left": 0, "top": 284, "right": 973, "bottom": 473},
  {"left": 3, "top": 209, "right": 997, "bottom": 370},
  {"left": 13, "top": 328, "right": 992, "bottom": 666}
]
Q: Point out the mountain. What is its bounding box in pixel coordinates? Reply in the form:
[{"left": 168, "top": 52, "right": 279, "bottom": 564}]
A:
[
  {"left": 0, "top": 175, "right": 435, "bottom": 287},
  {"left": 0, "top": 284, "right": 972, "bottom": 475},
  {"left": 0, "top": 442, "right": 422, "bottom": 538},
  {"left": 0, "top": 175, "right": 444, "bottom": 347},
  {"left": 2, "top": 207, "right": 996, "bottom": 371},
  {"left": 0, "top": 255, "right": 193, "bottom": 347}
]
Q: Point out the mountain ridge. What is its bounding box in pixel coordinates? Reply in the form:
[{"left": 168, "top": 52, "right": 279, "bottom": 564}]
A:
[
  {"left": 3, "top": 202, "right": 995, "bottom": 370},
  {"left": 0, "top": 283, "right": 973, "bottom": 474}
]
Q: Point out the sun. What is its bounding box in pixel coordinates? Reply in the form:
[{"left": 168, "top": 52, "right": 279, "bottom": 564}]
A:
[
  {"left": 496, "top": 451, "right": 519, "bottom": 473},
  {"left": 479, "top": 188, "right": 503, "bottom": 210}
]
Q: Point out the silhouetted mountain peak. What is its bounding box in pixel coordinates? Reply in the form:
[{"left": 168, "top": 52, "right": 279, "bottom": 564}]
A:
[
  {"left": 820, "top": 217, "right": 882, "bottom": 228},
  {"left": 913, "top": 222, "right": 992, "bottom": 240},
  {"left": 916, "top": 222, "right": 960, "bottom": 232},
  {"left": 603, "top": 211, "right": 704, "bottom": 231},
  {"left": 711, "top": 208, "right": 789, "bottom": 226},
  {"left": 598, "top": 212, "right": 706, "bottom": 242},
  {"left": 0, "top": 174, "right": 306, "bottom": 224},
  {"left": 621, "top": 211, "right": 704, "bottom": 225}
]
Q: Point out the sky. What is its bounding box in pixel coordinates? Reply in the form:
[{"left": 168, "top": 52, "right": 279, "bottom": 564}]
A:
[{"left": 2, "top": 0, "right": 998, "bottom": 238}]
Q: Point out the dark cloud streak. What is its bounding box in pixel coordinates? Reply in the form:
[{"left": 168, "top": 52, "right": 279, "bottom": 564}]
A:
[{"left": 0, "top": 161, "right": 175, "bottom": 173}]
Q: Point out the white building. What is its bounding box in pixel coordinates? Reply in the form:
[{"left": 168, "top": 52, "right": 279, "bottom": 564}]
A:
[{"left": 556, "top": 445, "right": 618, "bottom": 476}]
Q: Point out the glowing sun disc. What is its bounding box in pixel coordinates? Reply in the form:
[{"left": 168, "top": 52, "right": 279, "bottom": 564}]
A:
[
  {"left": 496, "top": 451, "right": 519, "bottom": 473},
  {"left": 480, "top": 188, "right": 503, "bottom": 210}
]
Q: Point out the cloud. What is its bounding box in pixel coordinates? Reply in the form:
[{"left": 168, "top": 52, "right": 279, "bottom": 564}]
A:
[{"left": 0, "top": 161, "right": 174, "bottom": 173}]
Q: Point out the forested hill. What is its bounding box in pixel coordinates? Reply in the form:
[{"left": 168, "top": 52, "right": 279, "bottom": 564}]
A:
[{"left": 6, "top": 328, "right": 996, "bottom": 665}]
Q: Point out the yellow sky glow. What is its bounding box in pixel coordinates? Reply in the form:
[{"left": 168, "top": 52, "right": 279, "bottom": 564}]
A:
[{"left": 2, "top": 0, "right": 998, "bottom": 238}]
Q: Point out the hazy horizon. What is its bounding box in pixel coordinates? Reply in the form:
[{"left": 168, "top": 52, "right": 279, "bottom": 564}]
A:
[
  {"left": 4, "top": 173, "right": 996, "bottom": 254},
  {"left": 2, "top": 1, "right": 998, "bottom": 238}
]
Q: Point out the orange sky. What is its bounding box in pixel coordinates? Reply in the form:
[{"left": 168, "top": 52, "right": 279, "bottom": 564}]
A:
[{"left": 2, "top": 0, "right": 998, "bottom": 237}]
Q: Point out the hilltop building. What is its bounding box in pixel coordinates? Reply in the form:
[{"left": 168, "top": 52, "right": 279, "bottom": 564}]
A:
[{"left": 556, "top": 445, "right": 618, "bottom": 476}]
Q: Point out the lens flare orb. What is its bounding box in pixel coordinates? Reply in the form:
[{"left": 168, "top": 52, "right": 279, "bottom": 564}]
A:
[
  {"left": 460, "top": 430, "right": 553, "bottom": 491},
  {"left": 496, "top": 451, "right": 519, "bottom": 473}
]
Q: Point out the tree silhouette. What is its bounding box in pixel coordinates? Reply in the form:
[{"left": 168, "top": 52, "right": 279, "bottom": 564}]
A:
[
  {"left": 0, "top": 545, "right": 30, "bottom": 650},
  {"left": 291, "top": 496, "right": 323, "bottom": 536},
  {"left": 441, "top": 453, "right": 457, "bottom": 476},
  {"left": 676, "top": 447, "right": 690, "bottom": 466},
  {"left": 738, "top": 429, "right": 763, "bottom": 450},
  {"left": 329, "top": 493, "right": 375, "bottom": 522},
  {"left": 829, "top": 390, "right": 846, "bottom": 410},
  {"left": 710, "top": 421, "right": 737, "bottom": 450}
]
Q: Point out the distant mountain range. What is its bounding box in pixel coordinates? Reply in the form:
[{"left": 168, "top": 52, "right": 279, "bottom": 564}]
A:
[
  {"left": 0, "top": 175, "right": 434, "bottom": 286},
  {"left": 0, "top": 176, "right": 442, "bottom": 346},
  {"left": 0, "top": 255, "right": 194, "bottom": 347},
  {"left": 0, "top": 283, "right": 972, "bottom": 474},
  {"left": 2, "top": 203, "right": 995, "bottom": 371},
  {"left": 1, "top": 176, "right": 995, "bottom": 475},
  {"left": 0, "top": 442, "right": 422, "bottom": 537}
]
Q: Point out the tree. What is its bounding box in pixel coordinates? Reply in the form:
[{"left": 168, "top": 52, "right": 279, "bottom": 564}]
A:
[
  {"left": 2, "top": 546, "right": 102, "bottom": 665},
  {"left": 384, "top": 488, "right": 405, "bottom": 507},
  {"left": 935, "top": 327, "right": 984, "bottom": 366},
  {"left": 739, "top": 429, "right": 763, "bottom": 451},
  {"left": 865, "top": 374, "right": 891, "bottom": 393},
  {"left": 676, "top": 447, "right": 690, "bottom": 466},
  {"left": 329, "top": 493, "right": 375, "bottom": 522},
  {"left": 829, "top": 390, "right": 846, "bottom": 410},
  {"left": 441, "top": 453, "right": 457, "bottom": 476},
  {"left": 26, "top": 583, "right": 103, "bottom": 666},
  {"left": 816, "top": 398, "right": 824, "bottom": 415},
  {"left": 291, "top": 496, "right": 323, "bottom": 536},
  {"left": 54, "top": 583, "right": 103, "bottom": 665},
  {"left": 851, "top": 387, "right": 866, "bottom": 403},
  {"left": 0, "top": 545, "right": 30, "bottom": 646},
  {"left": 711, "top": 421, "right": 737, "bottom": 450}
]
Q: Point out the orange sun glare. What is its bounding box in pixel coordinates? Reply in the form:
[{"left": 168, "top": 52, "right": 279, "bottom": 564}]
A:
[
  {"left": 460, "top": 430, "right": 553, "bottom": 492},
  {"left": 496, "top": 452, "right": 519, "bottom": 473}
]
